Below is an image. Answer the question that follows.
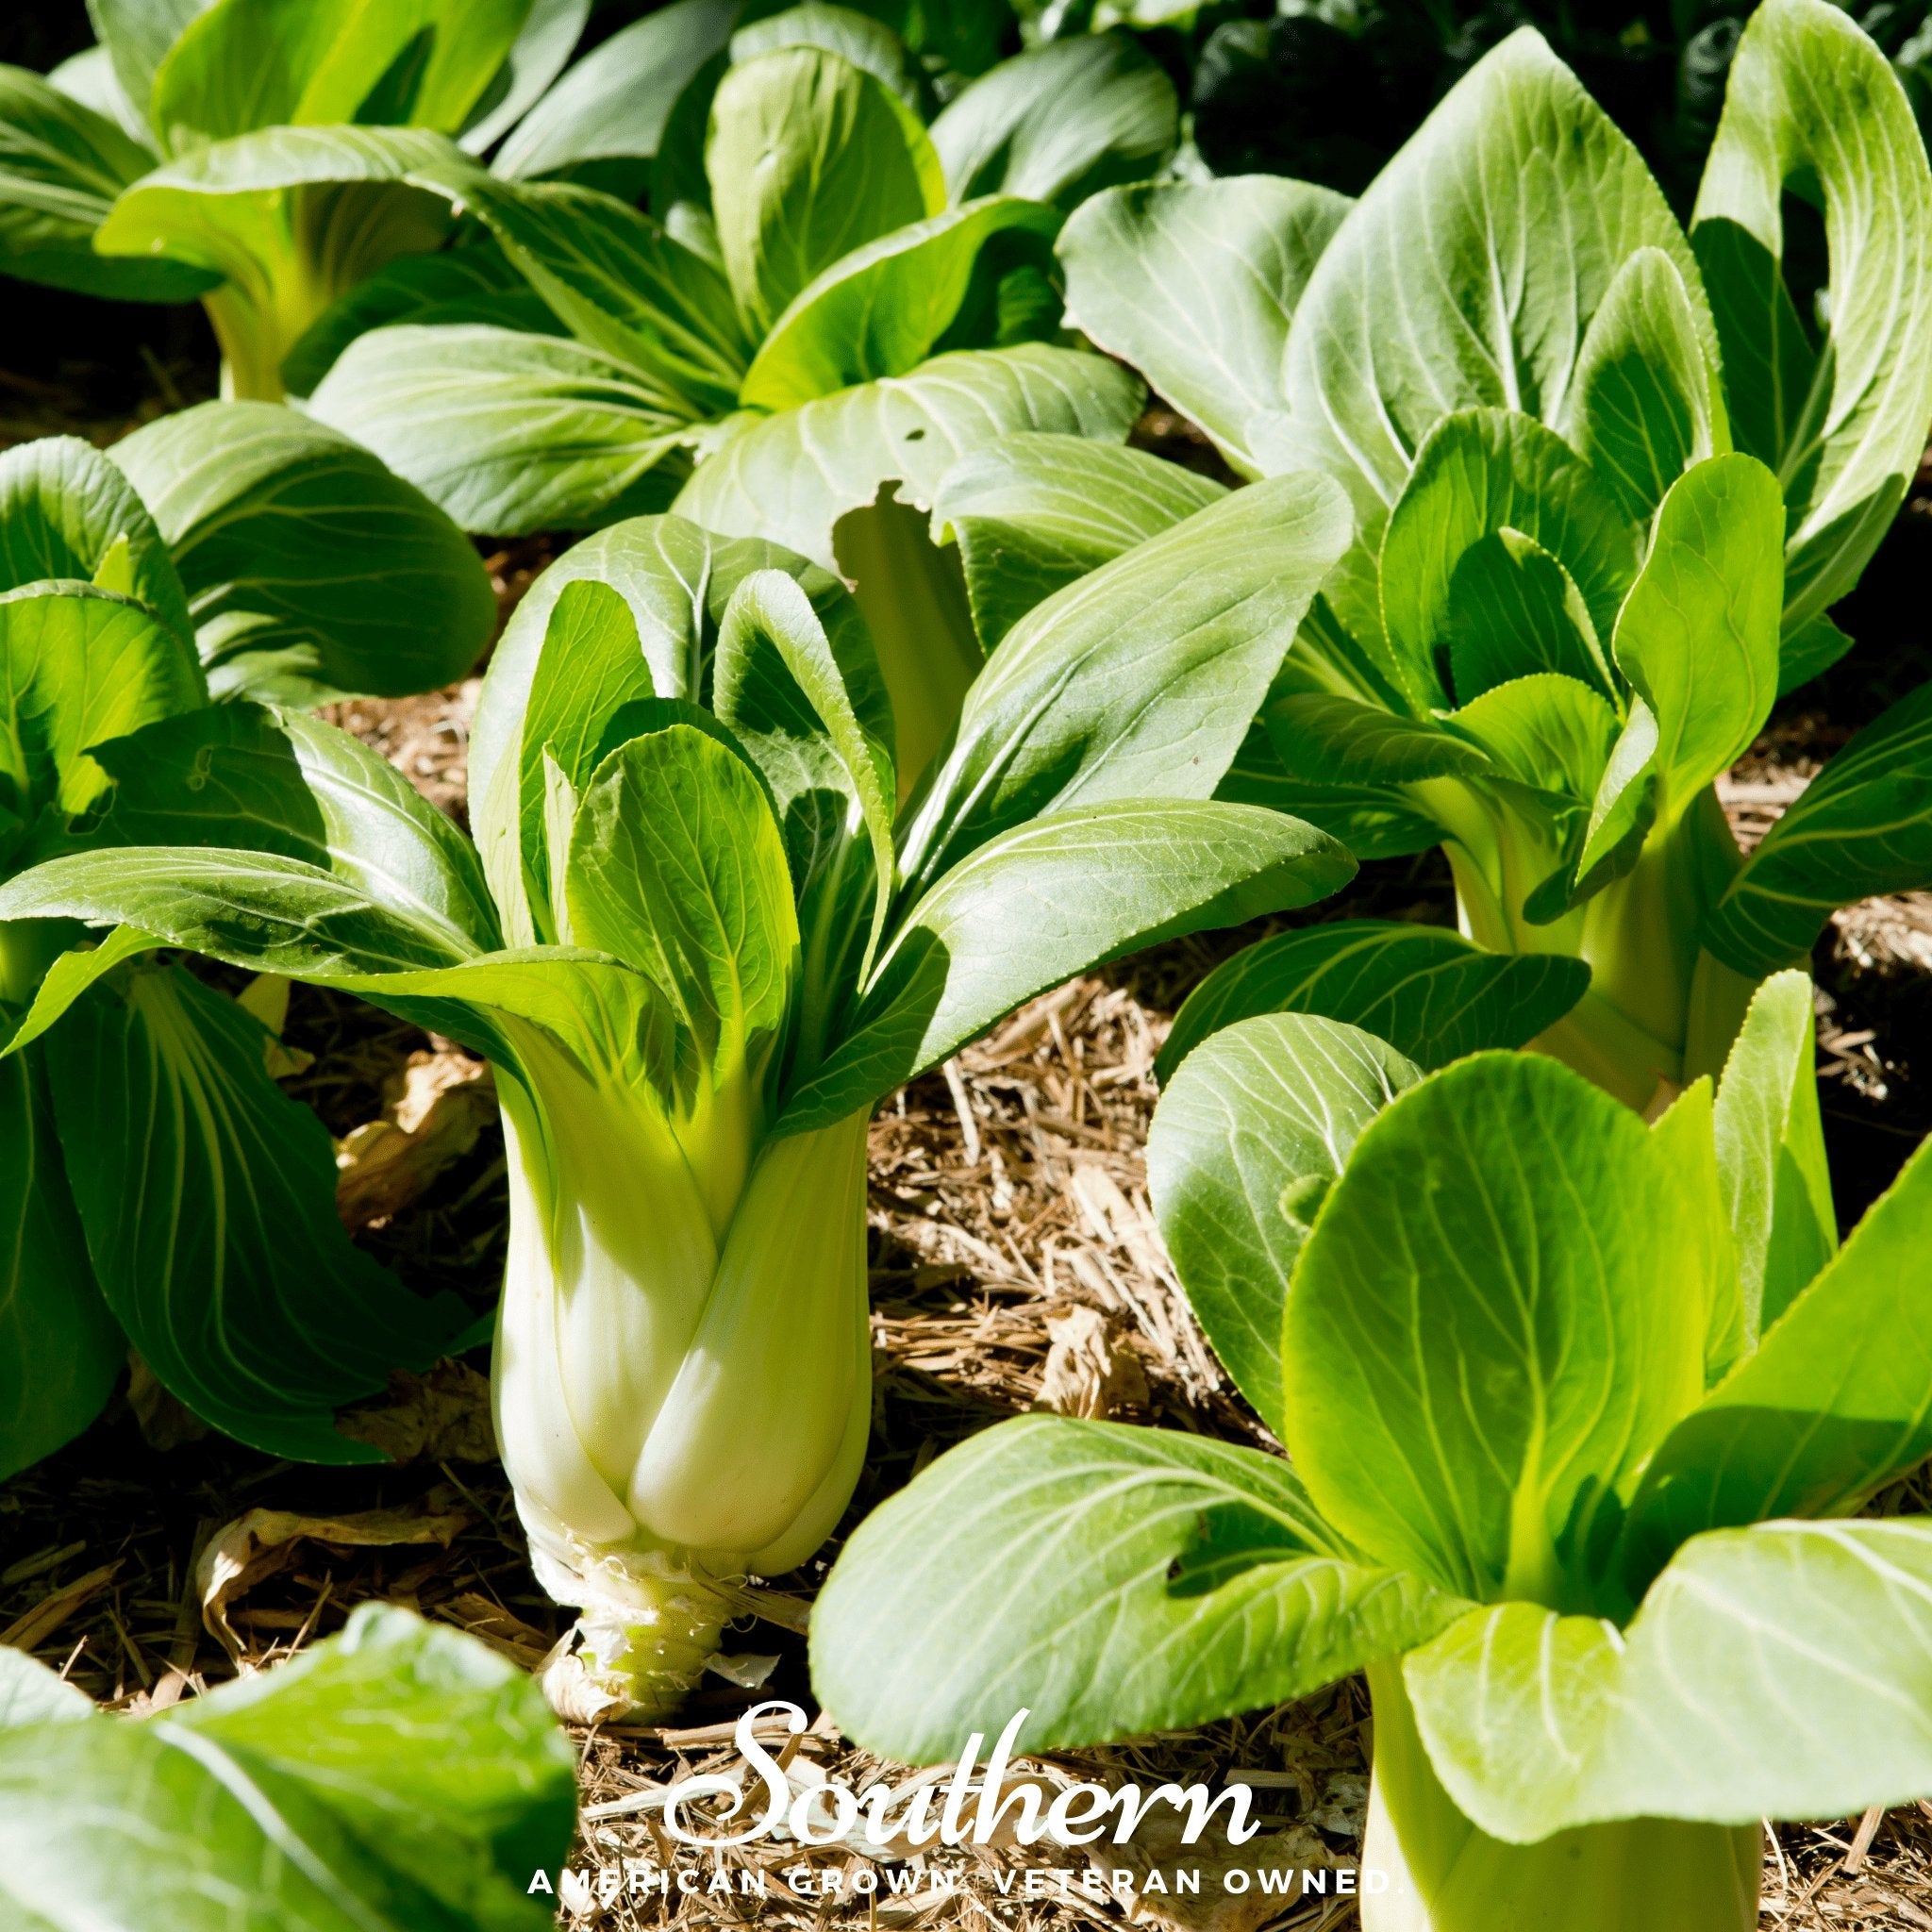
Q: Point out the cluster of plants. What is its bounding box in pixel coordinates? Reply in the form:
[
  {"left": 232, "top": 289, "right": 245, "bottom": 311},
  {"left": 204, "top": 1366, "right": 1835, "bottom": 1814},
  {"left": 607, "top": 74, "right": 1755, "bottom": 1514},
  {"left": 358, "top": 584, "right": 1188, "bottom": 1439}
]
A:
[{"left": 0, "top": 0, "right": 1930, "bottom": 1926}]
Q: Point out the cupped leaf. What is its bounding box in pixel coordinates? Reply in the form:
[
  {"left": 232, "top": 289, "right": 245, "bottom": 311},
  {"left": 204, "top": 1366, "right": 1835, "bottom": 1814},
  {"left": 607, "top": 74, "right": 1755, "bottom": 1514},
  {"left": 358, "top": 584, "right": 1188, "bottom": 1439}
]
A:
[
  {"left": 1058, "top": 175, "right": 1350, "bottom": 477},
  {"left": 1608, "top": 453, "right": 1783, "bottom": 823},
  {"left": 566, "top": 723, "right": 800, "bottom": 1095},
  {"left": 929, "top": 33, "right": 1176, "bottom": 212},
  {"left": 1278, "top": 29, "right": 1712, "bottom": 644},
  {"left": 308, "top": 322, "right": 691, "bottom": 538},
  {"left": 1442, "top": 673, "right": 1621, "bottom": 807},
  {"left": 109, "top": 400, "right": 496, "bottom": 704},
  {"left": 88, "top": 0, "right": 211, "bottom": 137},
  {"left": 0, "top": 584, "right": 203, "bottom": 827},
  {"left": 1150, "top": 1013, "right": 1421, "bottom": 1430},
  {"left": 1711, "top": 968, "right": 1835, "bottom": 1341},
  {"left": 1702, "top": 676, "right": 1932, "bottom": 976},
  {"left": 810, "top": 1414, "right": 1458, "bottom": 1761},
  {"left": 740, "top": 195, "right": 1061, "bottom": 410},
  {"left": 1623, "top": 1130, "right": 1928, "bottom": 1582},
  {"left": 1692, "top": 0, "right": 1932, "bottom": 634},
  {"left": 729, "top": 4, "right": 919, "bottom": 108},
  {"left": 1284, "top": 1053, "right": 1713, "bottom": 1607},
  {"left": 0, "top": 1041, "right": 121, "bottom": 1483},
  {"left": 707, "top": 45, "right": 941, "bottom": 337},
  {"left": 492, "top": 0, "right": 733, "bottom": 182},
  {"left": 0, "top": 1602, "right": 575, "bottom": 1931},
  {"left": 781, "top": 800, "right": 1354, "bottom": 1131},
  {"left": 1263, "top": 692, "right": 1489, "bottom": 793},
  {"left": 900, "top": 473, "right": 1353, "bottom": 893},
  {"left": 1158, "top": 920, "right": 1591, "bottom": 1085},
  {"left": 672, "top": 341, "right": 1143, "bottom": 575},
  {"left": 1556, "top": 246, "right": 1727, "bottom": 525},
  {"left": 82, "top": 703, "right": 498, "bottom": 957},
  {"left": 934, "top": 431, "right": 1224, "bottom": 648},
  {"left": 281, "top": 241, "right": 563, "bottom": 396},
  {"left": 1407, "top": 1517, "right": 1932, "bottom": 1840},
  {"left": 1378, "top": 409, "right": 1640, "bottom": 713},
  {"left": 45, "top": 961, "right": 468, "bottom": 1462},
  {"left": 1442, "top": 530, "right": 1612, "bottom": 706},
  {"left": 0, "top": 62, "right": 212, "bottom": 301},
  {"left": 0, "top": 434, "right": 193, "bottom": 648}
]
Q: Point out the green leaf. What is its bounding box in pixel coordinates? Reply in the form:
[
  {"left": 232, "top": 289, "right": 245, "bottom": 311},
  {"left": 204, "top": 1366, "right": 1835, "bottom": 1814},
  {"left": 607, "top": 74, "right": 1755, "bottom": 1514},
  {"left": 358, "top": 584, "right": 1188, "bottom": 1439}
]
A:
[
  {"left": 87, "top": 0, "right": 212, "bottom": 136},
  {"left": 713, "top": 569, "right": 896, "bottom": 997},
  {"left": 1444, "top": 674, "right": 1622, "bottom": 807},
  {"left": 741, "top": 196, "right": 1061, "bottom": 409},
  {"left": 0, "top": 1040, "right": 121, "bottom": 1482},
  {"left": 491, "top": 0, "right": 733, "bottom": 181},
  {"left": 782, "top": 800, "right": 1354, "bottom": 1130},
  {"left": 1284, "top": 1053, "right": 1712, "bottom": 1607},
  {"left": 109, "top": 400, "right": 496, "bottom": 704},
  {"left": 0, "top": 584, "right": 202, "bottom": 827},
  {"left": 707, "top": 45, "right": 940, "bottom": 338},
  {"left": 1158, "top": 920, "right": 1591, "bottom": 1086},
  {"left": 0, "top": 1602, "right": 575, "bottom": 1930},
  {"left": 280, "top": 241, "right": 562, "bottom": 396},
  {"left": 308, "top": 323, "right": 691, "bottom": 538},
  {"left": 1691, "top": 0, "right": 1932, "bottom": 633},
  {"left": 901, "top": 474, "right": 1353, "bottom": 893},
  {"left": 453, "top": 173, "right": 749, "bottom": 412},
  {"left": 810, "top": 1414, "right": 1458, "bottom": 1760},
  {"left": 929, "top": 33, "right": 1175, "bottom": 212},
  {"left": 1378, "top": 409, "right": 1641, "bottom": 713},
  {"left": 1149, "top": 1013, "right": 1420, "bottom": 1429},
  {"left": 1059, "top": 175, "right": 1349, "bottom": 478},
  {"left": 0, "top": 62, "right": 213, "bottom": 301},
  {"left": 1624, "top": 1130, "right": 1928, "bottom": 1583},
  {"left": 0, "top": 434, "right": 193, "bottom": 648},
  {"left": 1556, "top": 246, "right": 1728, "bottom": 525},
  {"left": 1406, "top": 1518, "right": 1932, "bottom": 1839},
  {"left": 0, "top": 1643, "right": 94, "bottom": 1728},
  {"left": 149, "top": 0, "right": 529, "bottom": 147},
  {"left": 1702, "top": 676, "right": 1932, "bottom": 976},
  {"left": 1263, "top": 692, "right": 1489, "bottom": 793},
  {"left": 1776, "top": 610, "right": 1856, "bottom": 696},
  {"left": 566, "top": 723, "right": 799, "bottom": 1091},
  {"left": 1608, "top": 453, "right": 1784, "bottom": 823},
  {"left": 1279, "top": 30, "right": 1713, "bottom": 649},
  {"left": 1711, "top": 967, "right": 1835, "bottom": 1341},
  {"left": 456, "top": 0, "right": 590, "bottom": 157},
  {"left": 729, "top": 4, "right": 919, "bottom": 108},
  {"left": 46, "top": 962, "right": 468, "bottom": 1461},
  {"left": 934, "top": 431, "right": 1224, "bottom": 648},
  {"left": 672, "top": 341, "right": 1143, "bottom": 575},
  {"left": 83, "top": 703, "right": 497, "bottom": 957},
  {"left": 1441, "top": 530, "right": 1614, "bottom": 706},
  {"left": 0, "top": 845, "right": 480, "bottom": 981}
]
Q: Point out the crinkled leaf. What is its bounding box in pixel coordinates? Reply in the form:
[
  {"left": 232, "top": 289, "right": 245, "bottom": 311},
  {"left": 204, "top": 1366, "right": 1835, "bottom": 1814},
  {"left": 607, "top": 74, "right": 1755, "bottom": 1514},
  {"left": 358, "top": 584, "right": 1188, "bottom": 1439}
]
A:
[
  {"left": 1149, "top": 1013, "right": 1420, "bottom": 1429},
  {"left": 811, "top": 1415, "right": 1458, "bottom": 1760}
]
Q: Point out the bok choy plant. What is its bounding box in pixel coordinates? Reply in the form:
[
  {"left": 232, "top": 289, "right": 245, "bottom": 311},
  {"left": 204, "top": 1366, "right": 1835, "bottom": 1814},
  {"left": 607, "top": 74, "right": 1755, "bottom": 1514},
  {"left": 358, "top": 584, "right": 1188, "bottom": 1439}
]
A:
[
  {"left": 277, "top": 18, "right": 1171, "bottom": 782},
  {"left": 813, "top": 974, "right": 1932, "bottom": 1930},
  {"left": 0, "top": 420, "right": 493, "bottom": 1481},
  {"left": 0, "top": 469, "right": 1356, "bottom": 1719},
  {"left": 957, "top": 0, "right": 1932, "bottom": 1109},
  {"left": 0, "top": 1603, "right": 575, "bottom": 1929}
]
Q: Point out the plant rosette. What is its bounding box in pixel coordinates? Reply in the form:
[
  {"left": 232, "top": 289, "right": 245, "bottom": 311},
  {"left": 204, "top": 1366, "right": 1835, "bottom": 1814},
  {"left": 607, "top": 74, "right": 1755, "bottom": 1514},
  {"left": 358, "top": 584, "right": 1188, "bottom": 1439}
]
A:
[
  {"left": 943, "top": 0, "right": 1932, "bottom": 1110},
  {"left": 811, "top": 973, "right": 1932, "bottom": 1929},
  {"left": 0, "top": 473, "right": 1357, "bottom": 1720}
]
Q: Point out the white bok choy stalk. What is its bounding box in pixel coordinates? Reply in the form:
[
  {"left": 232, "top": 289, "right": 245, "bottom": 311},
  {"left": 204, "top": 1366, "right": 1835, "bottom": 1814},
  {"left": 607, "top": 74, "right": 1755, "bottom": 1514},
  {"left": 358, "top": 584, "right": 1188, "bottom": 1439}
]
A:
[
  {"left": 811, "top": 974, "right": 1932, "bottom": 1929},
  {"left": 0, "top": 478, "right": 1357, "bottom": 1720}
]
